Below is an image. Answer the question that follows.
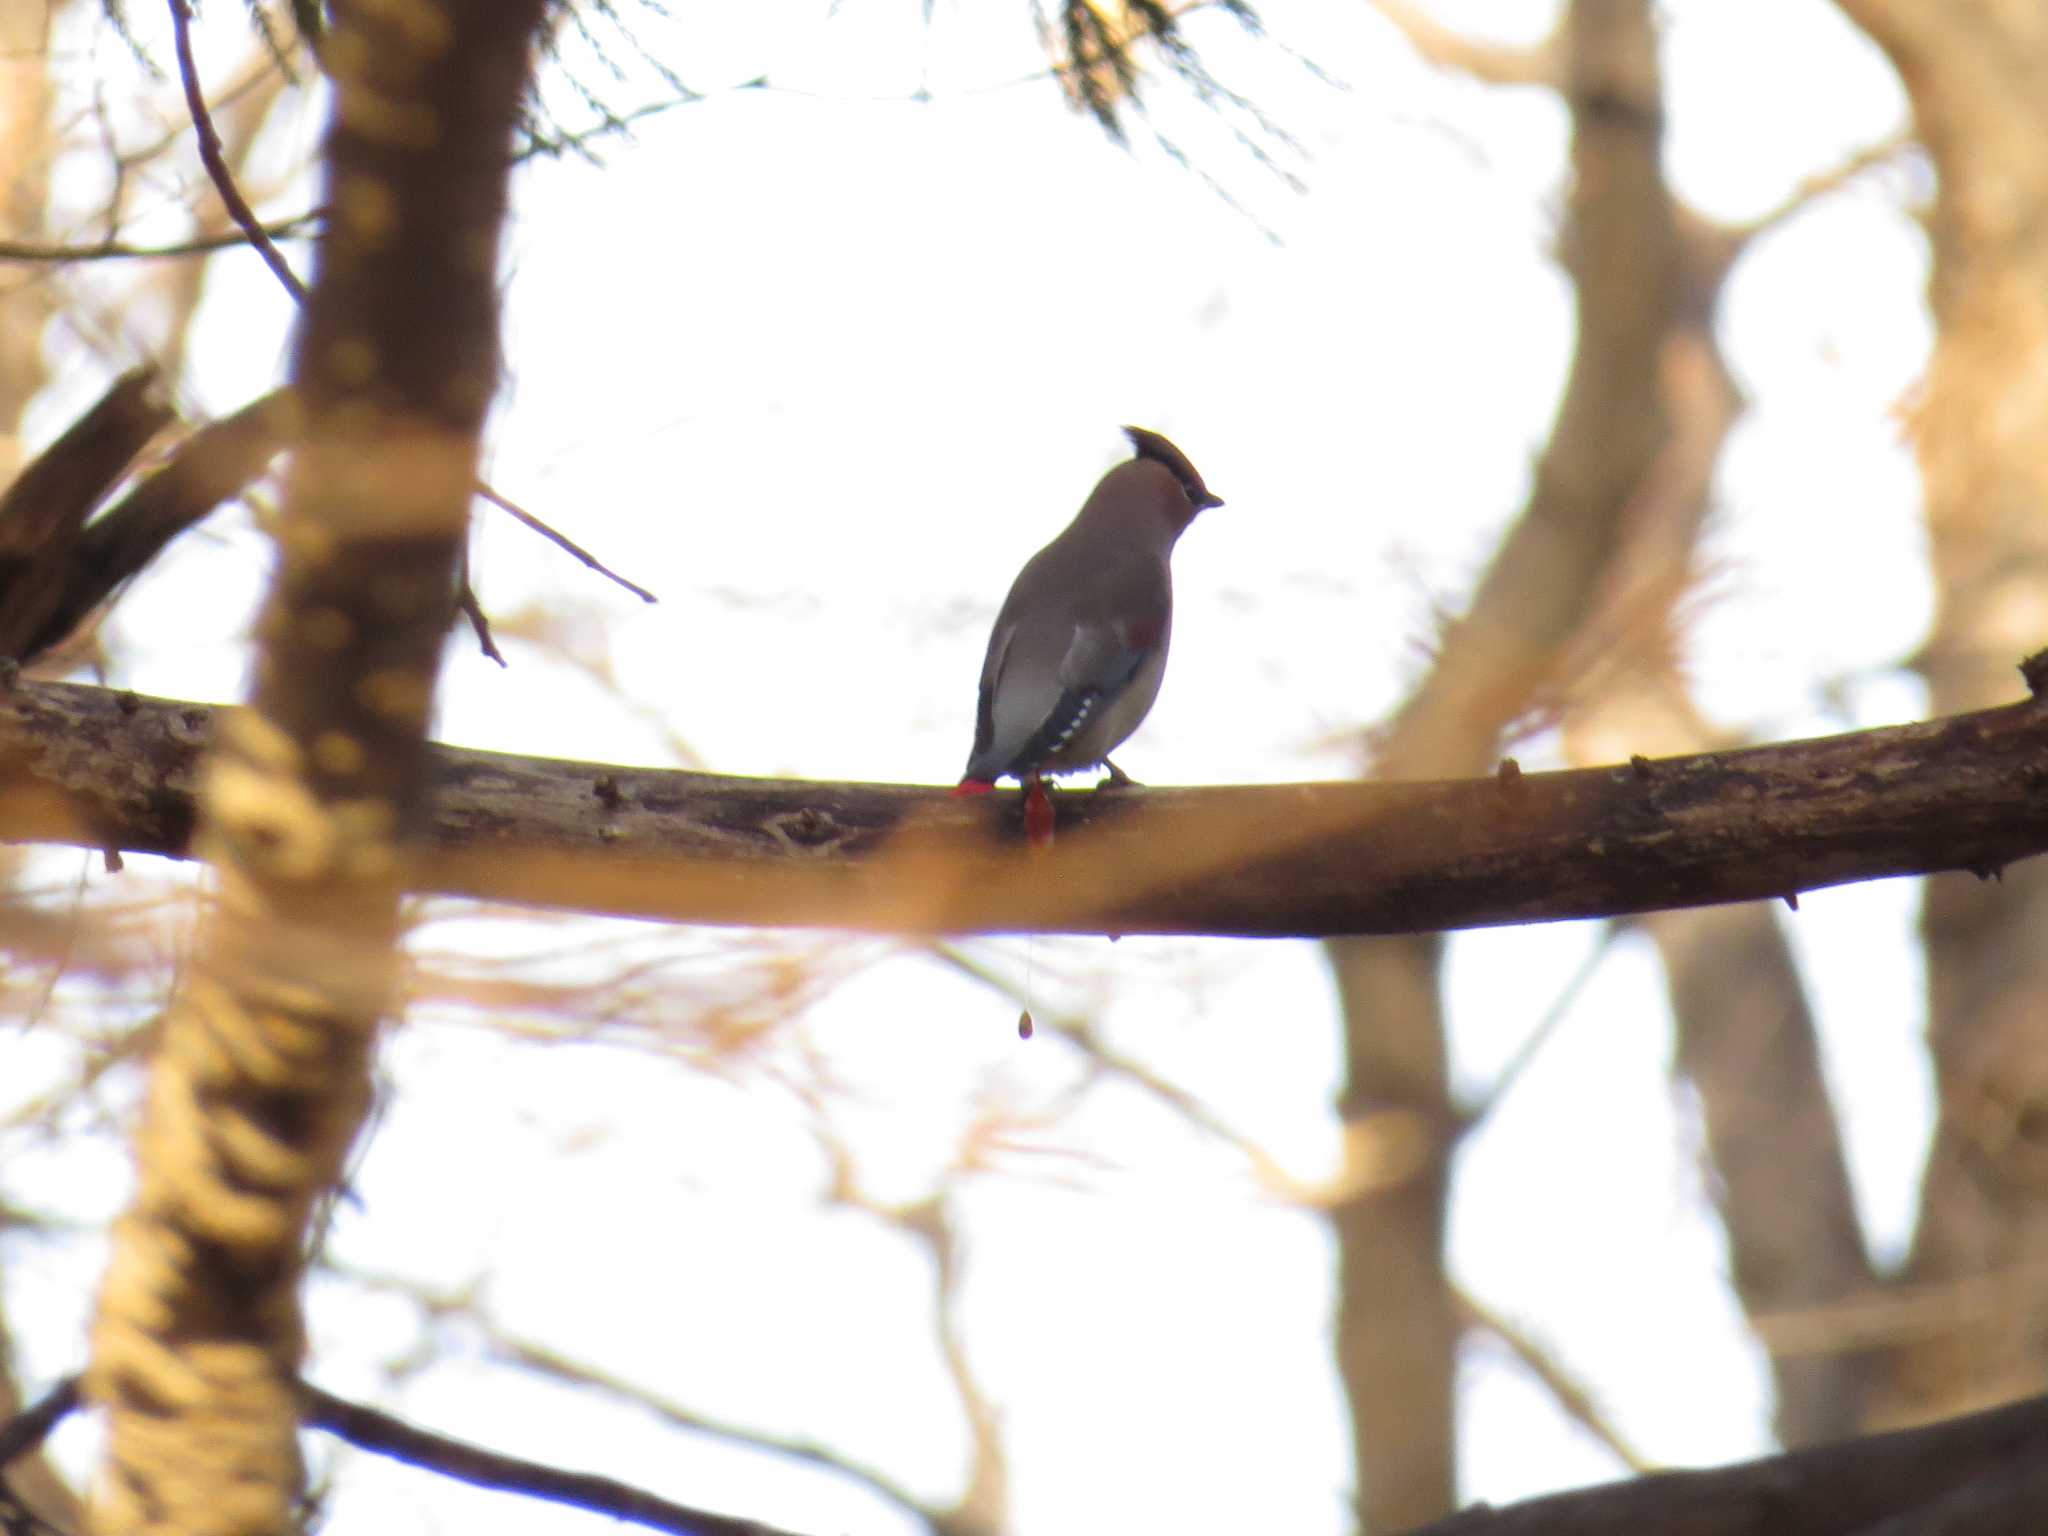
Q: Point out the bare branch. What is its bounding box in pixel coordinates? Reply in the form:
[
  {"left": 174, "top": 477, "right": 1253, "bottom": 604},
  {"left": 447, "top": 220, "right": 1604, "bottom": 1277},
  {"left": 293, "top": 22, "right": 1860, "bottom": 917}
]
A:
[
  {"left": 1365, "top": 0, "right": 1561, "bottom": 86},
  {"left": 456, "top": 544, "right": 506, "bottom": 667},
  {"left": 0, "top": 1376, "right": 78, "bottom": 1468},
  {"left": 5, "top": 676, "right": 2048, "bottom": 938},
  {"left": 15, "top": 388, "right": 296, "bottom": 663},
  {"left": 0, "top": 367, "right": 175, "bottom": 663},
  {"left": 168, "top": 0, "right": 309, "bottom": 304},
  {"left": 0, "top": 1374, "right": 825, "bottom": 1536},
  {"left": 475, "top": 481, "right": 657, "bottom": 604},
  {"left": 0, "top": 213, "right": 320, "bottom": 263},
  {"left": 1731, "top": 131, "right": 1917, "bottom": 243},
  {"left": 822, "top": 1179, "right": 1006, "bottom": 1533},
  {"left": 299, "top": 1382, "right": 822, "bottom": 1536},
  {"left": 1456, "top": 1292, "right": 1656, "bottom": 1475},
  {"left": 1407, "top": 1389, "right": 2048, "bottom": 1535},
  {"left": 1458, "top": 924, "right": 1620, "bottom": 1128},
  {"left": 332, "top": 1268, "right": 951, "bottom": 1533}
]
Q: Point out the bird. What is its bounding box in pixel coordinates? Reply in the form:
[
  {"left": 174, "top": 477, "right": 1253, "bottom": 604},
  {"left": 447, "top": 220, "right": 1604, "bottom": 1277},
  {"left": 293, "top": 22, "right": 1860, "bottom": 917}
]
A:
[{"left": 955, "top": 425, "right": 1223, "bottom": 844}]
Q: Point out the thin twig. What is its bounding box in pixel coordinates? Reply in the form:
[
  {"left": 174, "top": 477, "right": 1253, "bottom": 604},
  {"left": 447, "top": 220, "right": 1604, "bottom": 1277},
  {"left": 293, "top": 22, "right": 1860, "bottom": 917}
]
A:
[
  {"left": 0, "top": 213, "right": 322, "bottom": 264},
  {"left": 168, "top": 0, "right": 309, "bottom": 303},
  {"left": 330, "top": 1266, "right": 945, "bottom": 1531},
  {"left": 168, "top": 3, "right": 662, "bottom": 623},
  {"left": 473, "top": 483, "right": 658, "bottom": 604},
  {"left": 515, "top": 92, "right": 708, "bottom": 164},
  {"left": 824, "top": 1171, "right": 1006, "bottom": 1529},
  {"left": 1733, "top": 131, "right": 1916, "bottom": 242},
  {"left": 18, "top": 856, "right": 93, "bottom": 1043},
  {"left": 1459, "top": 923, "right": 1622, "bottom": 1132},
  {"left": 1365, "top": 0, "right": 1562, "bottom": 85},
  {"left": 456, "top": 544, "right": 506, "bottom": 666},
  {"left": 477, "top": 1333, "right": 941, "bottom": 1529},
  {"left": 299, "top": 1381, "right": 815, "bottom": 1536},
  {"left": 1456, "top": 1291, "right": 1658, "bottom": 1474}
]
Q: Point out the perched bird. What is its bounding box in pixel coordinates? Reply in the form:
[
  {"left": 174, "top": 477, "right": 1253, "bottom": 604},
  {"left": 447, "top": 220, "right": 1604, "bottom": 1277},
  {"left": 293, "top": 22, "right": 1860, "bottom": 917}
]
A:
[{"left": 956, "top": 425, "right": 1223, "bottom": 841}]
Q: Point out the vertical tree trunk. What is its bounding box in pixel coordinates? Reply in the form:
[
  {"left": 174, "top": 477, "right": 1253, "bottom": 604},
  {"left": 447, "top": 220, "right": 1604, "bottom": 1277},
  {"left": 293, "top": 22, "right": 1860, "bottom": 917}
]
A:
[
  {"left": 1331, "top": 3, "right": 1673, "bottom": 1525},
  {"left": 84, "top": 5, "right": 547, "bottom": 1533},
  {"left": 1832, "top": 0, "right": 2048, "bottom": 1429},
  {"left": 1561, "top": 250, "right": 1878, "bottom": 1446}
]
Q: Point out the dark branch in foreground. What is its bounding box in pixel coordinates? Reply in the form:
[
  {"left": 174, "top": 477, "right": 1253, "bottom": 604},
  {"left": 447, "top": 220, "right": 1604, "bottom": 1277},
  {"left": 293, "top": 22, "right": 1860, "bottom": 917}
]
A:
[
  {"left": 15, "top": 1372, "right": 2048, "bottom": 1534},
  {"left": 0, "top": 371, "right": 174, "bottom": 661},
  {"left": 3, "top": 673, "right": 2047, "bottom": 936},
  {"left": 0, "top": 1377, "right": 78, "bottom": 1468},
  {"left": 0, "top": 1376, "right": 815, "bottom": 1536},
  {"left": 1407, "top": 1388, "right": 2048, "bottom": 1534},
  {"left": 18, "top": 390, "right": 297, "bottom": 663},
  {"left": 298, "top": 1383, "right": 816, "bottom": 1536}
]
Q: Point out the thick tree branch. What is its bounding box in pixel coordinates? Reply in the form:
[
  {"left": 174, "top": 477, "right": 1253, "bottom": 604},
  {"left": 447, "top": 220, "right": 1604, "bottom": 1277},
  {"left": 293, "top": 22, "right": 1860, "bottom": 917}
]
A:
[
  {"left": 4, "top": 675, "right": 2046, "bottom": 938},
  {"left": 1406, "top": 1388, "right": 2048, "bottom": 1535},
  {"left": 17, "top": 388, "right": 296, "bottom": 663},
  {"left": 0, "top": 368, "right": 174, "bottom": 662}
]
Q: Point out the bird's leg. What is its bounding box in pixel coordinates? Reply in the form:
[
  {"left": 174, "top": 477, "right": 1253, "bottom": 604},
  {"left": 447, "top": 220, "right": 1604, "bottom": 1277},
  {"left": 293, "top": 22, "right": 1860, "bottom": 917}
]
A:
[
  {"left": 1023, "top": 772, "right": 1056, "bottom": 848},
  {"left": 1099, "top": 759, "right": 1141, "bottom": 790}
]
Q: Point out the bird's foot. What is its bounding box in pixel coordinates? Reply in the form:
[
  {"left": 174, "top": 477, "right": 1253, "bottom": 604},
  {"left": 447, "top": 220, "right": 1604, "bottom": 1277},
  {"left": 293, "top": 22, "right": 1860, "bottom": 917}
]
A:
[
  {"left": 1024, "top": 778, "right": 1056, "bottom": 848},
  {"left": 1099, "top": 759, "right": 1141, "bottom": 790},
  {"left": 952, "top": 778, "right": 996, "bottom": 797}
]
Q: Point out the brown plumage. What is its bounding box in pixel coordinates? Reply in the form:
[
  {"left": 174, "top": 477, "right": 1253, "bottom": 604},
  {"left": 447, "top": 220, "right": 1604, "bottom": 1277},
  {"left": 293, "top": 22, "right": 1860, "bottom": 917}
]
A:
[{"left": 959, "top": 425, "right": 1223, "bottom": 808}]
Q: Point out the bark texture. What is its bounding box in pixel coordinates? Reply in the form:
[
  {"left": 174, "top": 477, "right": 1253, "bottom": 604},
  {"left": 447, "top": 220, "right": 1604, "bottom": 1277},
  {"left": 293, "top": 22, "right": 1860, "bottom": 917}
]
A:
[
  {"left": 82, "top": 4, "right": 545, "bottom": 1533},
  {"left": 5, "top": 677, "right": 2047, "bottom": 940}
]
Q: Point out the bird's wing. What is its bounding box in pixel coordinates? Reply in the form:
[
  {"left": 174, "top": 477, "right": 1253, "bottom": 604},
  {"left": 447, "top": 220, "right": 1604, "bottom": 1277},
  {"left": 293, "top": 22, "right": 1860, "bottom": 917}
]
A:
[
  {"left": 967, "top": 620, "right": 1016, "bottom": 773},
  {"left": 965, "top": 569, "right": 1168, "bottom": 781}
]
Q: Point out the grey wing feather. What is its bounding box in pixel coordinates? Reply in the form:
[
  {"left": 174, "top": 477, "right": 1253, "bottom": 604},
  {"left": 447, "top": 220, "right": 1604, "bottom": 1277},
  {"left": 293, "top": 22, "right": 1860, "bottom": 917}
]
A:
[{"left": 964, "top": 549, "right": 1169, "bottom": 781}]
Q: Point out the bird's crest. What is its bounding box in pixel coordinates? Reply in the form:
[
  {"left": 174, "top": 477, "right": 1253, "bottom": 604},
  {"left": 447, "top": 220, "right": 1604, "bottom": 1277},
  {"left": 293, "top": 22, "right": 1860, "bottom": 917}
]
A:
[{"left": 1122, "top": 425, "right": 1223, "bottom": 510}]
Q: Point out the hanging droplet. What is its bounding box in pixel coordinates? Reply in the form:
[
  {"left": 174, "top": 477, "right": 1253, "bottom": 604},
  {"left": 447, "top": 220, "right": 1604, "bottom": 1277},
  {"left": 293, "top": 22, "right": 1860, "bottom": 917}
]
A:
[{"left": 1017, "top": 1010, "right": 1034, "bottom": 1040}]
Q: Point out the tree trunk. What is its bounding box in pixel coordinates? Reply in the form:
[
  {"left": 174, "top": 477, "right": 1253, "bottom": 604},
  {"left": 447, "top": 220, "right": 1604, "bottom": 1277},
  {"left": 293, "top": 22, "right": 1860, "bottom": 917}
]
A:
[
  {"left": 83, "top": 5, "right": 548, "bottom": 1532},
  {"left": 1833, "top": 0, "right": 2048, "bottom": 1429},
  {"left": 1331, "top": 3, "right": 1675, "bottom": 1523}
]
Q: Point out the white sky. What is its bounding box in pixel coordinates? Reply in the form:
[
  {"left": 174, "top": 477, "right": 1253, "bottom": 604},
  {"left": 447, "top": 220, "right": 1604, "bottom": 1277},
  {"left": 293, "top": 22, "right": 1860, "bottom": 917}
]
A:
[{"left": 4, "top": 2, "right": 1948, "bottom": 1533}]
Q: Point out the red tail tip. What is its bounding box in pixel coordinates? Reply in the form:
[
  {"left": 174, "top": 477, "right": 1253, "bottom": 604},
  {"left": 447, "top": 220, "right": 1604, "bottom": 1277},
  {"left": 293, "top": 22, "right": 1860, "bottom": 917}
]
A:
[{"left": 952, "top": 778, "right": 996, "bottom": 797}]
